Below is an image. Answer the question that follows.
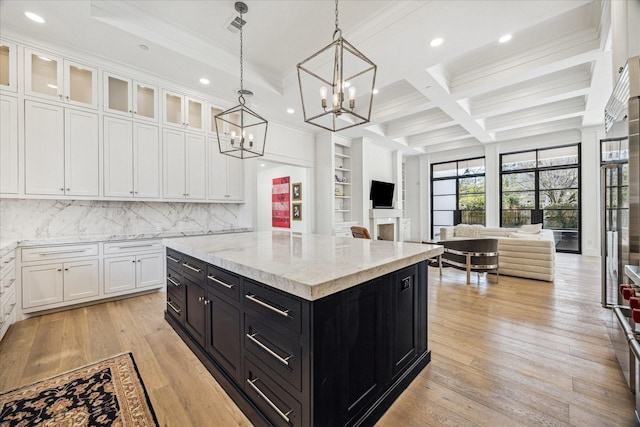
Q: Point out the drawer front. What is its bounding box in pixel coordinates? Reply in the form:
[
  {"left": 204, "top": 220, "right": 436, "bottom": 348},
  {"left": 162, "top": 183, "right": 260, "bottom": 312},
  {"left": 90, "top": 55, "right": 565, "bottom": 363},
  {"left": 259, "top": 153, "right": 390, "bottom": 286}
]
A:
[
  {"left": 244, "top": 357, "right": 303, "bottom": 427},
  {"left": 167, "top": 270, "right": 184, "bottom": 303},
  {"left": 245, "top": 315, "right": 302, "bottom": 392},
  {"left": 22, "top": 244, "right": 99, "bottom": 262},
  {"left": 165, "top": 249, "right": 183, "bottom": 268},
  {"left": 104, "top": 240, "right": 163, "bottom": 255},
  {"left": 244, "top": 280, "right": 302, "bottom": 335},
  {"left": 182, "top": 255, "right": 205, "bottom": 282},
  {"left": 166, "top": 296, "right": 184, "bottom": 323},
  {"left": 206, "top": 265, "right": 240, "bottom": 302}
]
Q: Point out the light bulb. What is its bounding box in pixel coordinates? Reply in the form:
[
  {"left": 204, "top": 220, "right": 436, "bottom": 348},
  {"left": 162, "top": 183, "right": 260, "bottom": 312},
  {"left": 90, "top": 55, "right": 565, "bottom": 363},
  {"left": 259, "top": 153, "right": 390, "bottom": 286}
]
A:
[
  {"left": 320, "top": 87, "right": 328, "bottom": 109},
  {"left": 332, "top": 93, "right": 340, "bottom": 109},
  {"left": 348, "top": 86, "right": 356, "bottom": 109}
]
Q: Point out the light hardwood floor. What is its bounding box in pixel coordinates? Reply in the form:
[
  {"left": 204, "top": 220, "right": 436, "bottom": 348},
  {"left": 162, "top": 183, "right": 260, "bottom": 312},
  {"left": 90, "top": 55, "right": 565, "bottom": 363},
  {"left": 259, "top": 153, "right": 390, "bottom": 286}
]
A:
[{"left": 0, "top": 253, "right": 636, "bottom": 426}]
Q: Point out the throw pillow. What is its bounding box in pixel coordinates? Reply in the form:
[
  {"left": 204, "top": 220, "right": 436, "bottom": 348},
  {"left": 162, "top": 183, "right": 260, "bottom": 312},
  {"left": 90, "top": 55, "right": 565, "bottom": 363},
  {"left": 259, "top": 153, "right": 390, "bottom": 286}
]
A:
[
  {"left": 509, "top": 232, "right": 541, "bottom": 239},
  {"left": 520, "top": 223, "right": 542, "bottom": 234},
  {"left": 454, "top": 224, "right": 483, "bottom": 238}
]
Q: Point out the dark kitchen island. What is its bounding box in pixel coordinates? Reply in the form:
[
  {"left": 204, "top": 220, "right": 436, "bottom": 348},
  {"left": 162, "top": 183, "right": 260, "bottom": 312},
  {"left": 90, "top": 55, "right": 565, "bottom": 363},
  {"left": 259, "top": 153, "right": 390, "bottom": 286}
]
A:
[{"left": 163, "top": 231, "right": 442, "bottom": 426}]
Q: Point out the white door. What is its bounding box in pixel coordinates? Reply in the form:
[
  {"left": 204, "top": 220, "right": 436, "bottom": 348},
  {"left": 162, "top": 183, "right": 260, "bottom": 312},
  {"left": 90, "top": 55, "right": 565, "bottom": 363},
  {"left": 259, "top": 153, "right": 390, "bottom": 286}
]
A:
[
  {"left": 22, "top": 263, "right": 64, "bottom": 308},
  {"left": 24, "top": 49, "right": 63, "bottom": 102},
  {"left": 134, "top": 122, "right": 160, "bottom": 198},
  {"left": 65, "top": 108, "right": 99, "bottom": 196},
  {"left": 0, "top": 95, "right": 18, "bottom": 193},
  {"left": 104, "top": 255, "right": 136, "bottom": 294},
  {"left": 133, "top": 81, "right": 157, "bottom": 122},
  {"left": 163, "top": 90, "right": 184, "bottom": 128},
  {"left": 104, "top": 116, "right": 134, "bottom": 197},
  {"left": 185, "top": 97, "right": 204, "bottom": 131},
  {"left": 208, "top": 139, "right": 227, "bottom": 200},
  {"left": 162, "top": 128, "right": 186, "bottom": 199},
  {"left": 63, "top": 259, "right": 99, "bottom": 301},
  {"left": 227, "top": 155, "right": 245, "bottom": 201},
  {"left": 185, "top": 132, "right": 206, "bottom": 200},
  {"left": 25, "top": 101, "right": 64, "bottom": 195},
  {"left": 63, "top": 59, "right": 98, "bottom": 109},
  {"left": 136, "top": 253, "right": 164, "bottom": 288}
]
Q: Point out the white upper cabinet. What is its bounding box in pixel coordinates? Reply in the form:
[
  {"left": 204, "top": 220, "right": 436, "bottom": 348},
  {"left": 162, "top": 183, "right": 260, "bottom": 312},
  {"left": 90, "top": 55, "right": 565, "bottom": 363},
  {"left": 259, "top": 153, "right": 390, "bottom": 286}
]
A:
[
  {"left": 24, "top": 48, "right": 98, "bottom": 109},
  {"left": 162, "top": 128, "right": 206, "bottom": 200},
  {"left": 0, "top": 95, "right": 18, "bottom": 194},
  {"left": 25, "top": 101, "right": 99, "bottom": 196},
  {"left": 104, "top": 116, "right": 160, "bottom": 199},
  {"left": 103, "top": 72, "right": 158, "bottom": 122},
  {"left": 208, "top": 138, "right": 244, "bottom": 202},
  {"left": 163, "top": 90, "right": 204, "bottom": 132},
  {"left": 0, "top": 39, "right": 17, "bottom": 92}
]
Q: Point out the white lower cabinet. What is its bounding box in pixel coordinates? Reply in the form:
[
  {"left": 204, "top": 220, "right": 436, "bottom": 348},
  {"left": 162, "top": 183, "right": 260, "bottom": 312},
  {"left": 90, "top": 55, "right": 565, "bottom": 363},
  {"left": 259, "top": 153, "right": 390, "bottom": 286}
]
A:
[
  {"left": 104, "top": 252, "right": 164, "bottom": 294},
  {"left": 0, "top": 247, "right": 17, "bottom": 341},
  {"left": 20, "top": 240, "right": 164, "bottom": 315},
  {"left": 22, "top": 259, "right": 99, "bottom": 309}
]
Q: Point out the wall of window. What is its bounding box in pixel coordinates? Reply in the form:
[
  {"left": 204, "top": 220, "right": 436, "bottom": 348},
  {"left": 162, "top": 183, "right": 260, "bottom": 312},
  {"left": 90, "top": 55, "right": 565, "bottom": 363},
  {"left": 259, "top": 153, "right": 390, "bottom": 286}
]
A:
[
  {"left": 431, "top": 157, "right": 485, "bottom": 239},
  {"left": 500, "top": 144, "right": 581, "bottom": 253}
]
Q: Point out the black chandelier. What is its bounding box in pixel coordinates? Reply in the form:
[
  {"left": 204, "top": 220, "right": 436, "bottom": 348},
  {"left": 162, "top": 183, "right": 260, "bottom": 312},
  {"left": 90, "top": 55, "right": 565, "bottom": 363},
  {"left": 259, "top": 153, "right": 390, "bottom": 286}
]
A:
[
  {"left": 296, "top": 0, "right": 377, "bottom": 132},
  {"left": 215, "top": 1, "right": 268, "bottom": 159}
]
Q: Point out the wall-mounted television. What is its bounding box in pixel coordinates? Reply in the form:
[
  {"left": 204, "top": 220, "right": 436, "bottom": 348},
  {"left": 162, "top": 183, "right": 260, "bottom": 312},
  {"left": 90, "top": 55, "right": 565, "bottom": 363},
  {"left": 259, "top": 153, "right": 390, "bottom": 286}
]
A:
[{"left": 370, "top": 180, "right": 395, "bottom": 209}]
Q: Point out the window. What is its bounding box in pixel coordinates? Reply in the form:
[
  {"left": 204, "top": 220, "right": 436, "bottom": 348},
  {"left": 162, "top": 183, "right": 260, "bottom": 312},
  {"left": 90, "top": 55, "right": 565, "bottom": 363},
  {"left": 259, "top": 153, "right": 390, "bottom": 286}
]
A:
[
  {"left": 500, "top": 144, "right": 581, "bottom": 253},
  {"left": 431, "top": 157, "right": 485, "bottom": 240}
]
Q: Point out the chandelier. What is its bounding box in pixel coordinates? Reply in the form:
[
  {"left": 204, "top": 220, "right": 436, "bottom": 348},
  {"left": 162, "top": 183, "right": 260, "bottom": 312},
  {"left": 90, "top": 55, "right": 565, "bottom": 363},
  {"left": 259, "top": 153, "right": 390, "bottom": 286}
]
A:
[
  {"left": 215, "top": 2, "right": 267, "bottom": 159},
  {"left": 296, "top": 0, "right": 377, "bottom": 132}
]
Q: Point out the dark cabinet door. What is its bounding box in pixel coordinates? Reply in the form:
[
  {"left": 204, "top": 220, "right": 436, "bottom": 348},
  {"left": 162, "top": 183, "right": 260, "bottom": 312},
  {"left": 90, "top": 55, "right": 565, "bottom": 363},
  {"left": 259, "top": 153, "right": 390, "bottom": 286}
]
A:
[
  {"left": 184, "top": 276, "right": 206, "bottom": 346},
  {"left": 389, "top": 265, "right": 420, "bottom": 379},
  {"left": 314, "top": 277, "right": 386, "bottom": 426},
  {"left": 206, "top": 292, "right": 241, "bottom": 381}
]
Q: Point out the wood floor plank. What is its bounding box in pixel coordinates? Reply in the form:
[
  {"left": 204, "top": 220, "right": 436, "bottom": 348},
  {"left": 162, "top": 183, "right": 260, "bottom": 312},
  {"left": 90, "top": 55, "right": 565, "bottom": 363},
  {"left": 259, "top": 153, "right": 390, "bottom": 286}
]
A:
[{"left": 0, "top": 252, "right": 636, "bottom": 426}]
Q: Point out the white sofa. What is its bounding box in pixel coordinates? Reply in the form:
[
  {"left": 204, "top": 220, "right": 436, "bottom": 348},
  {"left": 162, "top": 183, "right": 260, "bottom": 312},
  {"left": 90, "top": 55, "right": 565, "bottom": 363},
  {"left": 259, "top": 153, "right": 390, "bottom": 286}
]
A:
[{"left": 439, "top": 224, "right": 555, "bottom": 282}]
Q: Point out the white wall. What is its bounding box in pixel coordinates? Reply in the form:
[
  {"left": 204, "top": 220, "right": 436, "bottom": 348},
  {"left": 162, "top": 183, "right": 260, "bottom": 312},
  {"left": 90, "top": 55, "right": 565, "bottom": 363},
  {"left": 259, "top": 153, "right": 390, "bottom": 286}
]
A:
[{"left": 256, "top": 164, "right": 313, "bottom": 234}]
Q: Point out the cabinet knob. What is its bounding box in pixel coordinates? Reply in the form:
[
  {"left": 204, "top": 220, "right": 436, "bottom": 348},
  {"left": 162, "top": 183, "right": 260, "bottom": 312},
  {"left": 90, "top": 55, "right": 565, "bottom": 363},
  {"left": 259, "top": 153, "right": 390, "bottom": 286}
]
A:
[
  {"left": 65, "top": 96, "right": 69, "bottom": 100},
  {"left": 137, "top": 259, "right": 141, "bottom": 263},
  {"left": 204, "top": 299, "right": 210, "bottom": 305},
  {"left": 130, "top": 191, "right": 134, "bottom": 194},
  {"left": 58, "top": 94, "right": 63, "bottom": 99},
  {"left": 129, "top": 110, "right": 133, "bottom": 113},
  {"left": 66, "top": 188, "right": 70, "bottom": 191},
  {"left": 132, "top": 260, "right": 136, "bottom": 263},
  {"left": 57, "top": 268, "right": 62, "bottom": 272},
  {"left": 134, "top": 191, "right": 138, "bottom": 194},
  {"left": 198, "top": 296, "right": 204, "bottom": 302},
  {"left": 64, "top": 268, "right": 69, "bottom": 271},
  {"left": 59, "top": 188, "right": 64, "bottom": 191}
]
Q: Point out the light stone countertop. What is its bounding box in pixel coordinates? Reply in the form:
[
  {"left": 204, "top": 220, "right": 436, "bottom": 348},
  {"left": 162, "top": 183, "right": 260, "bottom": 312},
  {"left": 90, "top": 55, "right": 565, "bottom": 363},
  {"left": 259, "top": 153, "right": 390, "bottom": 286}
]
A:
[
  {"left": 164, "top": 231, "right": 443, "bottom": 301},
  {"left": 14, "top": 228, "right": 252, "bottom": 247}
]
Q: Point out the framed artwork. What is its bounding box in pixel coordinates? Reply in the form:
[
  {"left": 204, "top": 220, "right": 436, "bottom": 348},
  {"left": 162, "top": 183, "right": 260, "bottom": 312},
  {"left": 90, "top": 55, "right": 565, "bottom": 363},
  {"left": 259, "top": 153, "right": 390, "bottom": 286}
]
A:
[
  {"left": 272, "top": 176, "right": 290, "bottom": 228},
  {"left": 292, "top": 203, "right": 302, "bottom": 221},
  {"left": 292, "top": 182, "right": 302, "bottom": 200}
]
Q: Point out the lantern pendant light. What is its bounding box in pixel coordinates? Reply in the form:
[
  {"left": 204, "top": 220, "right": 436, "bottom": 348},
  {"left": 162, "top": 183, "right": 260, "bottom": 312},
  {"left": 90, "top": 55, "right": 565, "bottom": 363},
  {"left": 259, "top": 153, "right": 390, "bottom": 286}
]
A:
[
  {"left": 296, "top": 0, "right": 377, "bottom": 132},
  {"left": 215, "top": 1, "right": 268, "bottom": 159}
]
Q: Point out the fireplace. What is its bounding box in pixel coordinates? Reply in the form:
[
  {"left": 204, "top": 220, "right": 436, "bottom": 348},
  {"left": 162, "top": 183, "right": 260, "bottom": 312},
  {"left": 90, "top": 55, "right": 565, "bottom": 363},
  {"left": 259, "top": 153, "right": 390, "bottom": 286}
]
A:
[{"left": 369, "top": 209, "right": 402, "bottom": 241}]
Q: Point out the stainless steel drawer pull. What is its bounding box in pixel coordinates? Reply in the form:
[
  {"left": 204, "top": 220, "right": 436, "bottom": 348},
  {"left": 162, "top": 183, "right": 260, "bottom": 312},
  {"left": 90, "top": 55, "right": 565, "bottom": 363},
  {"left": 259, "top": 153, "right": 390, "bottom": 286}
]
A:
[
  {"left": 208, "top": 275, "right": 234, "bottom": 289},
  {"left": 38, "top": 249, "right": 87, "bottom": 255},
  {"left": 247, "top": 333, "right": 291, "bottom": 367},
  {"left": 182, "top": 263, "right": 202, "bottom": 273},
  {"left": 114, "top": 244, "right": 155, "bottom": 250},
  {"left": 246, "top": 378, "right": 293, "bottom": 423},
  {"left": 167, "top": 300, "right": 181, "bottom": 314},
  {"left": 245, "top": 294, "right": 291, "bottom": 318},
  {"left": 167, "top": 277, "right": 180, "bottom": 287},
  {"left": 166, "top": 255, "right": 180, "bottom": 263}
]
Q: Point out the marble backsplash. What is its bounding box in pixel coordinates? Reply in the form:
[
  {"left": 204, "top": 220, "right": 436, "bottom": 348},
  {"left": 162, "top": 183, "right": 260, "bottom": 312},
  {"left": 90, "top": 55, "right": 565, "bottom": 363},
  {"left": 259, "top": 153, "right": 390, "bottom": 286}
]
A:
[{"left": 0, "top": 199, "right": 244, "bottom": 240}]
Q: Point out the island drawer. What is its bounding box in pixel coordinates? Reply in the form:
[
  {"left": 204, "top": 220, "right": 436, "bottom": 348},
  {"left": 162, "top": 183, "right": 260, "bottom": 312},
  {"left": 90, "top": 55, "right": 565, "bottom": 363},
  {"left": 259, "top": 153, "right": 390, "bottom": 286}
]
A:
[
  {"left": 244, "top": 280, "right": 302, "bottom": 335},
  {"left": 206, "top": 265, "right": 240, "bottom": 302},
  {"left": 244, "top": 357, "right": 303, "bottom": 427},
  {"left": 22, "top": 243, "right": 99, "bottom": 262},
  {"left": 166, "top": 270, "right": 184, "bottom": 303},
  {"left": 244, "top": 315, "right": 302, "bottom": 392},
  {"left": 166, "top": 297, "right": 183, "bottom": 323},
  {"left": 182, "top": 255, "right": 205, "bottom": 281},
  {"left": 165, "top": 249, "right": 183, "bottom": 268}
]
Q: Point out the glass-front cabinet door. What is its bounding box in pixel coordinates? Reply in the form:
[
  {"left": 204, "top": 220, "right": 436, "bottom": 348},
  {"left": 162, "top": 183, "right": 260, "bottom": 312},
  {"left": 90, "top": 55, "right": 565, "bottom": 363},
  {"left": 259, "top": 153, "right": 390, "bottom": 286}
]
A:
[
  {"left": 163, "top": 90, "right": 204, "bottom": 131},
  {"left": 104, "top": 72, "right": 157, "bottom": 121},
  {"left": 0, "top": 39, "right": 17, "bottom": 92},
  {"left": 164, "top": 90, "right": 184, "bottom": 128},
  {"left": 25, "top": 48, "right": 97, "bottom": 109}
]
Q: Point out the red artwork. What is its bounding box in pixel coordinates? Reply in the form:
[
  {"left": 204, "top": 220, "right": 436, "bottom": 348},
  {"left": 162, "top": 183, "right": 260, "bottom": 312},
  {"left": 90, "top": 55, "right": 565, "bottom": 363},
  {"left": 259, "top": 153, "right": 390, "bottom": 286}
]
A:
[{"left": 272, "top": 176, "right": 290, "bottom": 228}]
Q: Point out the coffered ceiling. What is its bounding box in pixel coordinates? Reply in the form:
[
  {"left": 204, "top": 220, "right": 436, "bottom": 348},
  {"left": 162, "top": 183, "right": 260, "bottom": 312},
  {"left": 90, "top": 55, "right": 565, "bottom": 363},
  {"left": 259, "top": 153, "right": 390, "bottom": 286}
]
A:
[{"left": 0, "top": 0, "right": 613, "bottom": 155}]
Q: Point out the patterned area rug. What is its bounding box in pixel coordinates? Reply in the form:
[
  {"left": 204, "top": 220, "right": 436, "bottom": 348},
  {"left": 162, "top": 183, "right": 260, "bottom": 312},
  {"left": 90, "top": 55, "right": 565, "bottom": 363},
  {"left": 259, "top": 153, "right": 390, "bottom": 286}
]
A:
[{"left": 0, "top": 352, "right": 159, "bottom": 426}]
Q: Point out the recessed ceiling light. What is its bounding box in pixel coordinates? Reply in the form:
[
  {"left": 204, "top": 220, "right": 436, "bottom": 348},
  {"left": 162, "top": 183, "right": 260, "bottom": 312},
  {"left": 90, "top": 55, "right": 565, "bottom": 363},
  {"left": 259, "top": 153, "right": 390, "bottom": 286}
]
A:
[
  {"left": 260, "top": 163, "right": 266, "bottom": 167},
  {"left": 373, "top": 88, "right": 379, "bottom": 95},
  {"left": 139, "top": 44, "right": 149, "bottom": 51},
  {"left": 24, "top": 11, "right": 45, "bottom": 23},
  {"left": 286, "top": 108, "right": 295, "bottom": 114},
  {"left": 430, "top": 37, "right": 443, "bottom": 47},
  {"left": 499, "top": 34, "right": 512, "bottom": 43},
  {"left": 199, "top": 78, "right": 210, "bottom": 85}
]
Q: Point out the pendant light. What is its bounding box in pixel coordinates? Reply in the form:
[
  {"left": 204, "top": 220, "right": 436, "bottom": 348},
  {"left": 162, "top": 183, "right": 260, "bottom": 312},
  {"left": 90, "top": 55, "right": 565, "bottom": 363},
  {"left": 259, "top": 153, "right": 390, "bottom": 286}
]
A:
[
  {"left": 296, "top": 0, "right": 377, "bottom": 132},
  {"left": 215, "top": 2, "right": 267, "bottom": 159}
]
